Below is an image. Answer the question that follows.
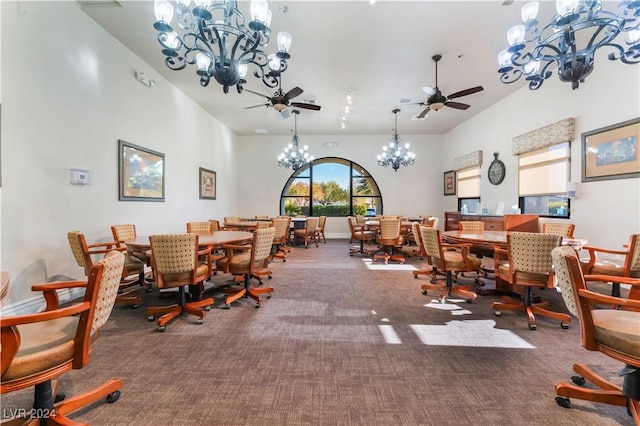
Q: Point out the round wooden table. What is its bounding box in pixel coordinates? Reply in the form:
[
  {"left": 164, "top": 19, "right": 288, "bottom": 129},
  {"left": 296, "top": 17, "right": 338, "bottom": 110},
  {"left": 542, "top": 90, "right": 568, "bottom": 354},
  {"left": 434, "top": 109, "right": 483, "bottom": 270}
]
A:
[{"left": 124, "top": 231, "right": 253, "bottom": 251}]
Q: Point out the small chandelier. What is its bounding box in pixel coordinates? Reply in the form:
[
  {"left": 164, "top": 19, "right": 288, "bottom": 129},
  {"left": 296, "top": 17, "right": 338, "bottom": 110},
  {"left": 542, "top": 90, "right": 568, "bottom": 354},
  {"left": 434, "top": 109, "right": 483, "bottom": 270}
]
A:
[
  {"left": 377, "top": 109, "right": 416, "bottom": 172},
  {"left": 498, "top": 0, "right": 640, "bottom": 90},
  {"left": 152, "top": 0, "right": 292, "bottom": 94},
  {"left": 277, "top": 110, "right": 314, "bottom": 170}
]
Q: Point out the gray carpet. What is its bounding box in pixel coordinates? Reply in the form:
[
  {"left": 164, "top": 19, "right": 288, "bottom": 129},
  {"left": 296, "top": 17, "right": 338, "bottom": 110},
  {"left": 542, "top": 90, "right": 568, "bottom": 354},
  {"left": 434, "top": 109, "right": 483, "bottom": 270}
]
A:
[{"left": 1, "top": 240, "right": 635, "bottom": 425}]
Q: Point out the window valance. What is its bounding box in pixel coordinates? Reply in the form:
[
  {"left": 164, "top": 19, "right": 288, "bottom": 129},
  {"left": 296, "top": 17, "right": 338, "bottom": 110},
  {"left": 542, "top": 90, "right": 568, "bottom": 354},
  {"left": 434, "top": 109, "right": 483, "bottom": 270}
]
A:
[
  {"left": 512, "top": 118, "right": 575, "bottom": 155},
  {"left": 453, "top": 150, "right": 483, "bottom": 171}
]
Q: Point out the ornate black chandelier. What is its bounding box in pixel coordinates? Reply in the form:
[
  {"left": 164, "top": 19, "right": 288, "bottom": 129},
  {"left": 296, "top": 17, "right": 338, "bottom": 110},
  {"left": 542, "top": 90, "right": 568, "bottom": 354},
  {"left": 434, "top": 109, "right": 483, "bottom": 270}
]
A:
[
  {"left": 152, "top": 0, "right": 292, "bottom": 94},
  {"left": 498, "top": 0, "right": 640, "bottom": 90},
  {"left": 376, "top": 109, "right": 416, "bottom": 172},
  {"left": 277, "top": 110, "right": 314, "bottom": 171}
]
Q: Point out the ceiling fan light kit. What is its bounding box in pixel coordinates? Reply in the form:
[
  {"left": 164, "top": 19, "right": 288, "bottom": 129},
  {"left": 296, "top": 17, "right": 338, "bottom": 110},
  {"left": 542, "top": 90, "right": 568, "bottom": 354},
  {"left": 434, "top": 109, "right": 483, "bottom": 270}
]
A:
[
  {"left": 497, "top": 0, "right": 640, "bottom": 91},
  {"left": 415, "top": 54, "right": 484, "bottom": 119},
  {"left": 152, "top": 0, "right": 292, "bottom": 94}
]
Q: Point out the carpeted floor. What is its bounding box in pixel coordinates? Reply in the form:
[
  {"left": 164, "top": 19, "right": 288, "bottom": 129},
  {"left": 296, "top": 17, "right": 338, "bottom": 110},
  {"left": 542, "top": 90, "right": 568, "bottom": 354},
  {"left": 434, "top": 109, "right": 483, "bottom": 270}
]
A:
[{"left": 1, "top": 239, "right": 635, "bottom": 425}]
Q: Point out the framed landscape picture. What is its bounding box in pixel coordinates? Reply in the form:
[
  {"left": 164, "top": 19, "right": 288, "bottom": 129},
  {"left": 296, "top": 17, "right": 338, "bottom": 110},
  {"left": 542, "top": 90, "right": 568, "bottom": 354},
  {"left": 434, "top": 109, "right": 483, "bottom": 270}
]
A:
[
  {"left": 199, "top": 167, "right": 216, "bottom": 200},
  {"left": 118, "top": 140, "right": 165, "bottom": 202},
  {"left": 444, "top": 170, "right": 456, "bottom": 196},
  {"left": 582, "top": 118, "right": 640, "bottom": 182}
]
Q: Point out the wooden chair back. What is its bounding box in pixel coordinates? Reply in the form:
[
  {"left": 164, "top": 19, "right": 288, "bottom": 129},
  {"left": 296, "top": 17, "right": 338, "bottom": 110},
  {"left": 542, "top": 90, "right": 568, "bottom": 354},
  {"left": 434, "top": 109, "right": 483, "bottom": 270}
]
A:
[
  {"left": 149, "top": 234, "right": 211, "bottom": 289},
  {"left": 187, "top": 221, "right": 213, "bottom": 233},
  {"left": 459, "top": 221, "right": 484, "bottom": 233}
]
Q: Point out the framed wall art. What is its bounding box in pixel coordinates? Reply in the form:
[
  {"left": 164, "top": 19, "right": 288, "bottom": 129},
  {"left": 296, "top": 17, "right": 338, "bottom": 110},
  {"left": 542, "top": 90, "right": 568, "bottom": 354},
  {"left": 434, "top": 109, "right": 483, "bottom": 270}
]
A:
[
  {"left": 582, "top": 118, "right": 640, "bottom": 182},
  {"left": 443, "top": 170, "right": 456, "bottom": 196},
  {"left": 118, "top": 139, "right": 165, "bottom": 202},
  {"left": 199, "top": 167, "right": 216, "bottom": 200}
]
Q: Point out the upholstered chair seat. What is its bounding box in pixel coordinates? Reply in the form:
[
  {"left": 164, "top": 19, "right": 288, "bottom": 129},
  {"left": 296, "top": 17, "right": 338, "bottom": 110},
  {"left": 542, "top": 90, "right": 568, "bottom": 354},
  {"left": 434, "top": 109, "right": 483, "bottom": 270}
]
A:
[
  {"left": 1, "top": 251, "right": 125, "bottom": 424},
  {"left": 551, "top": 246, "right": 640, "bottom": 420}
]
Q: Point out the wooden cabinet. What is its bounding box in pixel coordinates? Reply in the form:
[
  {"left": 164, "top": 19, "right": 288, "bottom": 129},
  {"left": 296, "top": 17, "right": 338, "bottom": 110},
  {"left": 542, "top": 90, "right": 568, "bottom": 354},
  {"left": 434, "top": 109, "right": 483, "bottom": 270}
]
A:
[{"left": 444, "top": 212, "right": 539, "bottom": 232}]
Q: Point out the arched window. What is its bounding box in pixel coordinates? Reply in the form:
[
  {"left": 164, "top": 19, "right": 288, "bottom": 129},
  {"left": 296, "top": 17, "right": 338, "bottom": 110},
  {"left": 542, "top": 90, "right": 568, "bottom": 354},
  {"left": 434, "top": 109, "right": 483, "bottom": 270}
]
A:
[{"left": 280, "top": 157, "right": 383, "bottom": 217}]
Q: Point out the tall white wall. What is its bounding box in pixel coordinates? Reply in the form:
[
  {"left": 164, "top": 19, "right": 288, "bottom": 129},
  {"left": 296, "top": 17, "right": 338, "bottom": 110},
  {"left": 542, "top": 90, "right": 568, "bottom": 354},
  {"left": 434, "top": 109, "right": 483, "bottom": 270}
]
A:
[
  {"left": 1, "top": 1, "right": 239, "bottom": 305},
  {"left": 444, "top": 56, "right": 640, "bottom": 249},
  {"left": 236, "top": 133, "right": 445, "bottom": 236}
]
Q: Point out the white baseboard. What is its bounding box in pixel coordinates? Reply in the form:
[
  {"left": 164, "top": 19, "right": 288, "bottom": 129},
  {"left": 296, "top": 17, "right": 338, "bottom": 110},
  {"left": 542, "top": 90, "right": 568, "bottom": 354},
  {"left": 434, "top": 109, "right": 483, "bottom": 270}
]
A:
[{"left": 1, "top": 287, "right": 85, "bottom": 316}]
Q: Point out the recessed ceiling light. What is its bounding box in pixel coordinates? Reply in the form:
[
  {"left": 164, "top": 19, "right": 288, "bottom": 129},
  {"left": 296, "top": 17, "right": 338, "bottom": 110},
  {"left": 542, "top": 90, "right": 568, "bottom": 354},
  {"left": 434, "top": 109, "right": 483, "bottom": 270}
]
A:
[
  {"left": 254, "top": 128, "right": 268, "bottom": 134},
  {"left": 324, "top": 141, "right": 339, "bottom": 147}
]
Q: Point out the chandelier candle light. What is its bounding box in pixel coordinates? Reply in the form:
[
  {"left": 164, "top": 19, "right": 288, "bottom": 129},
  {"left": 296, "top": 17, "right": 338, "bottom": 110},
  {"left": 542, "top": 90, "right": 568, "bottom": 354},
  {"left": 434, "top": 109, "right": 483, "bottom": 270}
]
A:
[
  {"left": 377, "top": 109, "right": 416, "bottom": 172},
  {"left": 153, "top": 0, "right": 293, "bottom": 93},
  {"left": 498, "top": 0, "right": 640, "bottom": 90},
  {"left": 277, "top": 110, "right": 314, "bottom": 171}
]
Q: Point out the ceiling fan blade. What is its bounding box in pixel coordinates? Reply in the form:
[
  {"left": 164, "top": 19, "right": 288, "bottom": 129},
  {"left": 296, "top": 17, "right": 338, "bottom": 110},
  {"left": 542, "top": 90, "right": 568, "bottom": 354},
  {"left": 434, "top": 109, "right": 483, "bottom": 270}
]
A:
[
  {"left": 422, "top": 86, "right": 436, "bottom": 96},
  {"left": 244, "top": 103, "right": 269, "bottom": 110},
  {"left": 286, "top": 86, "right": 304, "bottom": 100},
  {"left": 446, "top": 86, "right": 484, "bottom": 99},
  {"left": 417, "top": 107, "right": 430, "bottom": 119},
  {"left": 291, "top": 102, "right": 321, "bottom": 111},
  {"left": 445, "top": 101, "right": 470, "bottom": 110},
  {"left": 280, "top": 108, "right": 291, "bottom": 119},
  {"left": 244, "top": 88, "right": 272, "bottom": 100}
]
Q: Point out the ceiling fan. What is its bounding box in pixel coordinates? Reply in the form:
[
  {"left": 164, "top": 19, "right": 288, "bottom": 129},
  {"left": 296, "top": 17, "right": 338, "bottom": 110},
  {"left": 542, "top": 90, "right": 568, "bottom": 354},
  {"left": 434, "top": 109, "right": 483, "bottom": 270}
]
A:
[
  {"left": 244, "top": 83, "right": 321, "bottom": 118},
  {"left": 415, "top": 54, "right": 484, "bottom": 119}
]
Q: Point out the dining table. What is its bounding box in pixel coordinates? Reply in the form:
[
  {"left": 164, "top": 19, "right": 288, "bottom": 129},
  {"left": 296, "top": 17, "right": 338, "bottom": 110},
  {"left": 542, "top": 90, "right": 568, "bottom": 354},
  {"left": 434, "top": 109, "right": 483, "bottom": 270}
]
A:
[
  {"left": 223, "top": 221, "right": 260, "bottom": 231},
  {"left": 125, "top": 231, "right": 253, "bottom": 300},
  {"left": 440, "top": 230, "right": 588, "bottom": 294}
]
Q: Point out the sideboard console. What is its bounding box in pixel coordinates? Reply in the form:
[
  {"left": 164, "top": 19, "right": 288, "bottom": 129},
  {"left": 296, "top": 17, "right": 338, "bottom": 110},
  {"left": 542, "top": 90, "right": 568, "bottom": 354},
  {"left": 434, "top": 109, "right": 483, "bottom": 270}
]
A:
[{"left": 444, "top": 212, "right": 539, "bottom": 232}]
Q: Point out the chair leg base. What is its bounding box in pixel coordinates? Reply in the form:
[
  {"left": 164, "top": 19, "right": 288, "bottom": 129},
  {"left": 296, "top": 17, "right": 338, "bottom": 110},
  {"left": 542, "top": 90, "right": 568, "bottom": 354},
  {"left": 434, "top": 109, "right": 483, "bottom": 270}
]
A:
[{"left": 555, "top": 363, "right": 629, "bottom": 411}]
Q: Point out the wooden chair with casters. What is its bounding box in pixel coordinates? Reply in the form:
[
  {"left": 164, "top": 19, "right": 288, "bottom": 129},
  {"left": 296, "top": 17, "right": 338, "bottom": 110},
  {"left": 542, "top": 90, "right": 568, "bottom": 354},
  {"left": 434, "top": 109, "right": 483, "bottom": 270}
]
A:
[
  {"left": 186, "top": 221, "right": 214, "bottom": 233},
  {"left": 111, "top": 224, "right": 153, "bottom": 291},
  {"left": 270, "top": 217, "right": 292, "bottom": 262},
  {"left": 412, "top": 222, "right": 432, "bottom": 279},
  {"left": 222, "top": 216, "right": 240, "bottom": 230},
  {"left": 492, "top": 232, "right": 569, "bottom": 330},
  {"left": 348, "top": 216, "right": 375, "bottom": 257},
  {"left": 146, "top": 233, "right": 214, "bottom": 332},
  {"left": 209, "top": 219, "right": 222, "bottom": 231},
  {"left": 580, "top": 234, "right": 640, "bottom": 300},
  {"left": 551, "top": 246, "right": 640, "bottom": 422},
  {"left": 293, "top": 217, "right": 319, "bottom": 248},
  {"left": 372, "top": 218, "right": 405, "bottom": 264},
  {"left": 68, "top": 230, "right": 143, "bottom": 308},
  {"left": 459, "top": 221, "right": 484, "bottom": 233},
  {"left": 215, "top": 227, "right": 276, "bottom": 309},
  {"left": 542, "top": 222, "right": 575, "bottom": 238},
  {"left": 419, "top": 226, "right": 480, "bottom": 303},
  {"left": 315, "top": 215, "right": 327, "bottom": 243},
  {"left": 1, "top": 250, "right": 125, "bottom": 425}
]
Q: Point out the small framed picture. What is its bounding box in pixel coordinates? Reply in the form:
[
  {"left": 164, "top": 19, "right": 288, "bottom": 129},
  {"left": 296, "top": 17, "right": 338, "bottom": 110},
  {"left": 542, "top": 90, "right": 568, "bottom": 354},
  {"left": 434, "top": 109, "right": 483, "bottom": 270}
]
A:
[
  {"left": 443, "top": 170, "right": 456, "bottom": 196},
  {"left": 582, "top": 118, "right": 640, "bottom": 182},
  {"left": 199, "top": 167, "right": 216, "bottom": 200}
]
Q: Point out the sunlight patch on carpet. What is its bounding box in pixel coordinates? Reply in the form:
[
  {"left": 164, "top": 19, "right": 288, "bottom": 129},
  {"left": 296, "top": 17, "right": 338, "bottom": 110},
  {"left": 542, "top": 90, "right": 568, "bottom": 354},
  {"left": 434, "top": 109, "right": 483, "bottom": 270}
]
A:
[
  {"left": 378, "top": 324, "right": 402, "bottom": 344},
  {"left": 410, "top": 320, "right": 535, "bottom": 349},
  {"left": 362, "top": 259, "right": 417, "bottom": 271}
]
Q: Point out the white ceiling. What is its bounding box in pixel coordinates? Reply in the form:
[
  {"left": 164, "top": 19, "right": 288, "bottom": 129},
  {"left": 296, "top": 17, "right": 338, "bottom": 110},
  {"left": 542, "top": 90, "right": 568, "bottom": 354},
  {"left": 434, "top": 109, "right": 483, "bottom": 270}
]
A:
[{"left": 80, "top": 0, "right": 554, "bottom": 136}]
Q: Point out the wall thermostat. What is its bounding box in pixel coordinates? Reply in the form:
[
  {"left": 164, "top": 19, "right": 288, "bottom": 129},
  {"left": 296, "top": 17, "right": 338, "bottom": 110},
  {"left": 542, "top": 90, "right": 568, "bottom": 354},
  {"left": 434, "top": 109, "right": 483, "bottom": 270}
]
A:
[{"left": 69, "top": 168, "right": 92, "bottom": 185}]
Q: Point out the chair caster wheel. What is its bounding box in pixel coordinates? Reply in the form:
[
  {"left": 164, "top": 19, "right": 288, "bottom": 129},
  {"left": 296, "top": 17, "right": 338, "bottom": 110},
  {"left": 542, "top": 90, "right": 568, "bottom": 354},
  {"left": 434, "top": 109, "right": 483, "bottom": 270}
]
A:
[
  {"left": 555, "top": 396, "right": 571, "bottom": 408},
  {"left": 255, "top": 303, "right": 260, "bottom": 308},
  {"left": 422, "top": 290, "right": 428, "bottom": 295},
  {"left": 54, "top": 393, "right": 66, "bottom": 403},
  {"left": 106, "top": 390, "right": 121, "bottom": 403},
  {"left": 561, "top": 322, "right": 569, "bottom": 329},
  {"left": 197, "top": 318, "right": 204, "bottom": 324},
  {"left": 268, "top": 276, "right": 272, "bottom": 280},
  {"left": 528, "top": 323, "right": 537, "bottom": 330},
  {"left": 131, "top": 304, "right": 140, "bottom": 309},
  {"left": 145, "top": 288, "right": 153, "bottom": 293},
  {"left": 223, "top": 304, "right": 231, "bottom": 309},
  {"left": 465, "top": 299, "right": 473, "bottom": 304},
  {"left": 571, "top": 375, "right": 585, "bottom": 386},
  {"left": 157, "top": 326, "right": 166, "bottom": 332},
  {"left": 147, "top": 315, "right": 155, "bottom": 322},
  {"left": 494, "top": 310, "right": 501, "bottom": 317},
  {"left": 204, "top": 306, "right": 211, "bottom": 311},
  {"left": 267, "top": 294, "right": 272, "bottom": 299}
]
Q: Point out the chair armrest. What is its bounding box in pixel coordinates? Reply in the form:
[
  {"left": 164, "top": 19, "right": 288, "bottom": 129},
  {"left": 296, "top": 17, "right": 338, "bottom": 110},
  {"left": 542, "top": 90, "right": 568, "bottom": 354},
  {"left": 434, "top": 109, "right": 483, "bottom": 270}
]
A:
[
  {"left": 1, "top": 301, "right": 90, "bottom": 327},
  {"left": 584, "top": 274, "right": 640, "bottom": 288},
  {"left": 222, "top": 243, "right": 251, "bottom": 251},
  {"left": 197, "top": 246, "right": 213, "bottom": 256},
  {"left": 578, "top": 288, "right": 640, "bottom": 310},
  {"left": 582, "top": 246, "right": 628, "bottom": 256},
  {"left": 31, "top": 280, "right": 88, "bottom": 311}
]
